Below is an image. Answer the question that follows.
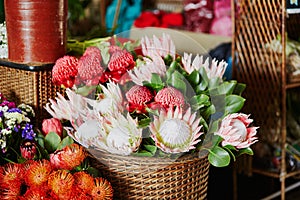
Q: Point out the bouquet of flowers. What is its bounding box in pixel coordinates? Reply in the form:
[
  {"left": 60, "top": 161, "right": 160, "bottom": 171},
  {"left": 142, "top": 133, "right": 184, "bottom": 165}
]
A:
[{"left": 45, "top": 33, "right": 258, "bottom": 167}]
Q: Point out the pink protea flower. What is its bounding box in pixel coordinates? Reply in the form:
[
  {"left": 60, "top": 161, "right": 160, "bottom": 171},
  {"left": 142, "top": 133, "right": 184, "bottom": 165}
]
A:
[
  {"left": 20, "top": 140, "right": 37, "bottom": 160},
  {"left": 181, "top": 53, "right": 228, "bottom": 79},
  {"left": 150, "top": 107, "right": 203, "bottom": 153},
  {"left": 42, "top": 118, "right": 63, "bottom": 138},
  {"left": 214, "top": 113, "right": 258, "bottom": 149},
  {"left": 52, "top": 55, "right": 79, "bottom": 88},
  {"left": 154, "top": 86, "right": 185, "bottom": 109},
  {"left": 141, "top": 33, "right": 176, "bottom": 59},
  {"left": 77, "top": 46, "right": 103, "bottom": 86},
  {"left": 125, "top": 85, "right": 154, "bottom": 113}
]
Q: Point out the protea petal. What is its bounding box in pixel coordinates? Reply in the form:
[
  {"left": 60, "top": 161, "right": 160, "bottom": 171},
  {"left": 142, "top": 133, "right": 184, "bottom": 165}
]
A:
[{"left": 149, "top": 107, "right": 203, "bottom": 153}]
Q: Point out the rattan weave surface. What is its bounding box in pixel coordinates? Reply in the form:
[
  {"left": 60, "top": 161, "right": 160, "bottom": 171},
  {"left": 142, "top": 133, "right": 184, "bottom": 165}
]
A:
[{"left": 89, "top": 148, "right": 210, "bottom": 200}]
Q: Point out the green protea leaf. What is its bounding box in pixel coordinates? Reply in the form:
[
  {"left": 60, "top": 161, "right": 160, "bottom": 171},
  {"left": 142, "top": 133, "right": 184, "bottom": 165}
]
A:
[
  {"left": 208, "top": 146, "right": 231, "bottom": 167},
  {"left": 225, "top": 95, "right": 246, "bottom": 114}
]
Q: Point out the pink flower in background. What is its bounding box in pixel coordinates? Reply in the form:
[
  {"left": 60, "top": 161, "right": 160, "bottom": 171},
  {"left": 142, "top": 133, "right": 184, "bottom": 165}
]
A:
[
  {"left": 215, "top": 113, "right": 258, "bottom": 149},
  {"left": 42, "top": 118, "right": 63, "bottom": 138}
]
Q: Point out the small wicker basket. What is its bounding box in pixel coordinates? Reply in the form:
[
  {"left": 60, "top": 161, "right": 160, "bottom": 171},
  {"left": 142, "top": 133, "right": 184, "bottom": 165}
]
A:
[
  {"left": 88, "top": 148, "right": 210, "bottom": 200},
  {"left": 0, "top": 59, "right": 64, "bottom": 126}
]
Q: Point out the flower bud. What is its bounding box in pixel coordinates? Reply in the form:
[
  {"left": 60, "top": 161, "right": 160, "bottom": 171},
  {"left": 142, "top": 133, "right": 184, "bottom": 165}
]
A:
[
  {"left": 20, "top": 140, "right": 37, "bottom": 160},
  {"left": 42, "top": 118, "right": 63, "bottom": 138}
]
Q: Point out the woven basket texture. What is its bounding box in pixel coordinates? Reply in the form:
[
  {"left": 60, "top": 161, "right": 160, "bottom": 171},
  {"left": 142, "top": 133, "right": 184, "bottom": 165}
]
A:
[
  {"left": 88, "top": 148, "right": 210, "bottom": 200},
  {"left": 155, "top": 0, "right": 184, "bottom": 12},
  {"left": 0, "top": 64, "right": 63, "bottom": 126}
]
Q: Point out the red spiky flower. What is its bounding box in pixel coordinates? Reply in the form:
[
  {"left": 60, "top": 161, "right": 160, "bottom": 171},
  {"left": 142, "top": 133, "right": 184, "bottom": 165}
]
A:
[
  {"left": 108, "top": 46, "right": 135, "bottom": 72},
  {"left": 77, "top": 46, "right": 104, "bottom": 86},
  {"left": 125, "top": 85, "right": 154, "bottom": 113},
  {"left": 154, "top": 86, "right": 185, "bottom": 109},
  {"left": 52, "top": 55, "right": 79, "bottom": 88}
]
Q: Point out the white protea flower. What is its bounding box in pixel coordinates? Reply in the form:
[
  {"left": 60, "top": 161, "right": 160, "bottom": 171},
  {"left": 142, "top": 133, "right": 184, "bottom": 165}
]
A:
[
  {"left": 141, "top": 33, "right": 176, "bottom": 59},
  {"left": 128, "top": 54, "right": 166, "bottom": 85},
  {"left": 87, "top": 81, "right": 124, "bottom": 115},
  {"left": 66, "top": 119, "right": 107, "bottom": 148},
  {"left": 94, "top": 112, "right": 143, "bottom": 156},
  {"left": 149, "top": 107, "right": 203, "bottom": 153},
  {"left": 182, "top": 53, "right": 228, "bottom": 79},
  {"left": 44, "top": 88, "right": 98, "bottom": 129}
]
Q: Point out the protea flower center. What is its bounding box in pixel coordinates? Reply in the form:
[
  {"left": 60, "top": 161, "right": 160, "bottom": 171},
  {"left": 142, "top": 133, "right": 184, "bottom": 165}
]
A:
[
  {"left": 154, "top": 87, "right": 185, "bottom": 108},
  {"left": 231, "top": 120, "right": 247, "bottom": 141},
  {"left": 159, "top": 119, "right": 190, "bottom": 148}
]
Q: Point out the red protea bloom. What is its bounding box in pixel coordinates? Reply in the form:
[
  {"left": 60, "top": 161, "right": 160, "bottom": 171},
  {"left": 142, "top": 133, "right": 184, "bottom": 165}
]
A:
[
  {"left": 90, "top": 177, "right": 113, "bottom": 200},
  {"left": 1, "top": 186, "right": 21, "bottom": 200},
  {"left": 20, "top": 140, "right": 37, "bottom": 160},
  {"left": 73, "top": 171, "right": 94, "bottom": 193},
  {"left": 24, "top": 159, "right": 52, "bottom": 187},
  {"left": 125, "top": 85, "right": 154, "bottom": 113},
  {"left": 48, "top": 170, "right": 74, "bottom": 198},
  {"left": 77, "top": 46, "right": 103, "bottom": 86},
  {"left": 108, "top": 46, "right": 135, "bottom": 72},
  {"left": 52, "top": 55, "right": 79, "bottom": 88},
  {"left": 42, "top": 118, "right": 63, "bottom": 138},
  {"left": 154, "top": 86, "right": 185, "bottom": 109},
  {"left": 0, "top": 163, "right": 24, "bottom": 188},
  {"left": 50, "top": 143, "right": 87, "bottom": 170}
]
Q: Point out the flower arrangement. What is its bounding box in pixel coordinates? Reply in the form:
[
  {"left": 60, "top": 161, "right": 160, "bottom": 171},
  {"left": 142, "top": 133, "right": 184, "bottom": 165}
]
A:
[
  {"left": 46, "top": 33, "right": 258, "bottom": 167},
  {"left": 0, "top": 94, "right": 113, "bottom": 199},
  {"left": 0, "top": 93, "right": 36, "bottom": 164},
  {"left": 0, "top": 144, "right": 113, "bottom": 199}
]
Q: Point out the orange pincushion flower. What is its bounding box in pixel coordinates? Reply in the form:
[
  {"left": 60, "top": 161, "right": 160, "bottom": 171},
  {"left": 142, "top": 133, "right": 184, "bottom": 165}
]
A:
[
  {"left": 0, "top": 163, "right": 24, "bottom": 188},
  {"left": 20, "top": 186, "right": 52, "bottom": 200},
  {"left": 73, "top": 171, "right": 94, "bottom": 193},
  {"left": 1, "top": 187, "right": 21, "bottom": 200},
  {"left": 50, "top": 143, "right": 87, "bottom": 170},
  {"left": 25, "top": 159, "right": 52, "bottom": 187},
  {"left": 90, "top": 177, "right": 113, "bottom": 200},
  {"left": 68, "top": 187, "right": 92, "bottom": 200},
  {"left": 48, "top": 170, "right": 74, "bottom": 197}
]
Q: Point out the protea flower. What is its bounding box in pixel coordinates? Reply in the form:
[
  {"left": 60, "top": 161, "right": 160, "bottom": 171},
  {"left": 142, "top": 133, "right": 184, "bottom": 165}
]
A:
[
  {"left": 84, "top": 112, "right": 143, "bottom": 156},
  {"left": 77, "top": 46, "right": 104, "bottom": 86},
  {"left": 125, "top": 85, "right": 154, "bottom": 113},
  {"left": 21, "top": 186, "right": 49, "bottom": 200},
  {"left": 42, "top": 118, "right": 63, "bottom": 138},
  {"left": 214, "top": 113, "right": 258, "bottom": 149},
  {"left": 149, "top": 107, "right": 203, "bottom": 153},
  {"left": 90, "top": 177, "right": 113, "bottom": 200},
  {"left": 24, "top": 160, "right": 52, "bottom": 187},
  {"left": 181, "top": 53, "right": 228, "bottom": 79},
  {"left": 154, "top": 86, "right": 185, "bottom": 109},
  {"left": 88, "top": 81, "right": 124, "bottom": 116},
  {"left": 141, "top": 33, "right": 176, "bottom": 59},
  {"left": 47, "top": 170, "right": 75, "bottom": 198},
  {"left": 128, "top": 54, "right": 166, "bottom": 85},
  {"left": 44, "top": 88, "right": 94, "bottom": 129},
  {"left": 50, "top": 143, "right": 87, "bottom": 170},
  {"left": 52, "top": 55, "right": 79, "bottom": 88},
  {"left": 20, "top": 140, "right": 37, "bottom": 160}
]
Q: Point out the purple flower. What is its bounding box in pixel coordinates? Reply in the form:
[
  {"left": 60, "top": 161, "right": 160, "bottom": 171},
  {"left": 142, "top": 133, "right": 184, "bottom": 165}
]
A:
[
  {"left": 0, "top": 111, "right": 3, "bottom": 117},
  {"left": 22, "top": 123, "right": 36, "bottom": 140},
  {"left": 7, "top": 107, "right": 22, "bottom": 113}
]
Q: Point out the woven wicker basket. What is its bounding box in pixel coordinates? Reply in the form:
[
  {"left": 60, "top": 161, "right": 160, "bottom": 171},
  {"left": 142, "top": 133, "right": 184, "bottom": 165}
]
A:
[
  {"left": 0, "top": 59, "right": 64, "bottom": 126},
  {"left": 88, "top": 148, "right": 210, "bottom": 200}
]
